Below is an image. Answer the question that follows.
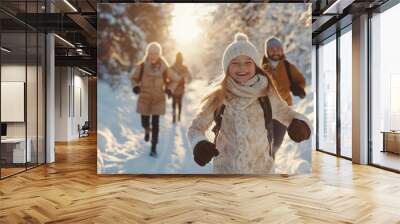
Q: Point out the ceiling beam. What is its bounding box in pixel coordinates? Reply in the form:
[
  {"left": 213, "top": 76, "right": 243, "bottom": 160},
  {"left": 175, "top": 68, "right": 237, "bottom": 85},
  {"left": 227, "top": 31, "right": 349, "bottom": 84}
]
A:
[
  {"left": 312, "top": 15, "right": 335, "bottom": 33},
  {"left": 323, "top": 0, "right": 356, "bottom": 14},
  {"left": 55, "top": 55, "right": 96, "bottom": 73},
  {"left": 67, "top": 13, "right": 97, "bottom": 38}
]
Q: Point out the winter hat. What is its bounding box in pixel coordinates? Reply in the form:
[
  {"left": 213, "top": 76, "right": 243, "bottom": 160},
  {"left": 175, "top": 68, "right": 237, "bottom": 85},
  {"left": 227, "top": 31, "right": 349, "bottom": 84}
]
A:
[
  {"left": 265, "top": 37, "right": 283, "bottom": 54},
  {"left": 146, "top": 42, "right": 162, "bottom": 56},
  {"left": 222, "top": 33, "right": 261, "bottom": 73},
  {"left": 176, "top": 52, "right": 183, "bottom": 64}
]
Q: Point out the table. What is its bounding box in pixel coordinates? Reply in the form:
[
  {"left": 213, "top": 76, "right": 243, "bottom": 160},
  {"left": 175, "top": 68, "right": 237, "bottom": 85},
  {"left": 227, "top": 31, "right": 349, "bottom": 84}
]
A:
[
  {"left": 1, "top": 138, "right": 31, "bottom": 163},
  {"left": 381, "top": 131, "right": 400, "bottom": 154}
]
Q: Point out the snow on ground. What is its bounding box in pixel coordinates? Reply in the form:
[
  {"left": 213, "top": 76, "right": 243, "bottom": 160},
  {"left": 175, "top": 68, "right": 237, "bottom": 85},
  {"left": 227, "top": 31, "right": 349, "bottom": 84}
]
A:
[
  {"left": 273, "top": 85, "right": 313, "bottom": 175},
  {"left": 97, "top": 78, "right": 213, "bottom": 174},
  {"left": 97, "top": 77, "right": 312, "bottom": 175}
]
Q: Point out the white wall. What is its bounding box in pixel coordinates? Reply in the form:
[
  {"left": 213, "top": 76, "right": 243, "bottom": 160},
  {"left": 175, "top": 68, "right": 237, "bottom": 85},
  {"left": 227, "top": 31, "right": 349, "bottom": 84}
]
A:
[
  {"left": 1, "top": 65, "right": 26, "bottom": 139},
  {"left": 1, "top": 66, "right": 26, "bottom": 125},
  {"left": 55, "top": 66, "right": 69, "bottom": 141},
  {"left": 73, "top": 73, "right": 89, "bottom": 135},
  {"left": 1, "top": 82, "right": 25, "bottom": 122},
  {"left": 1, "top": 65, "right": 26, "bottom": 81},
  {"left": 54, "top": 67, "right": 89, "bottom": 141}
]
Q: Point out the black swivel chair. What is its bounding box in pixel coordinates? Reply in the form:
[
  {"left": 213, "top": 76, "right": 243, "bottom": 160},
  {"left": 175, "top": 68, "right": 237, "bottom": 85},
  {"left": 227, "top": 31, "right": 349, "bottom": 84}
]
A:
[{"left": 79, "top": 121, "right": 90, "bottom": 138}]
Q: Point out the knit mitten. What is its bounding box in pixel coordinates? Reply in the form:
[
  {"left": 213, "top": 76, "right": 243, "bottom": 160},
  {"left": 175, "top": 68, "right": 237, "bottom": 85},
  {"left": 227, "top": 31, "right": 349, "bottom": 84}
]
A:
[
  {"left": 193, "top": 140, "right": 219, "bottom": 166},
  {"left": 165, "top": 89, "right": 172, "bottom": 98},
  {"left": 133, "top": 86, "right": 140, "bottom": 94},
  {"left": 287, "top": 119, "right": 311, "bottom": 142}
]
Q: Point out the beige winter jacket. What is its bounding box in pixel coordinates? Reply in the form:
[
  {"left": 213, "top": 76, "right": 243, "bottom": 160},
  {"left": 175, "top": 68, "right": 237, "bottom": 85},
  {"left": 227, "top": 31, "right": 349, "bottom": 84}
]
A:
[
  {"left": 131, "top": 60, "right": 176, "bottom": 115},
  {"left": 187, "top": 75, "right": 310, "bottom": 174}
]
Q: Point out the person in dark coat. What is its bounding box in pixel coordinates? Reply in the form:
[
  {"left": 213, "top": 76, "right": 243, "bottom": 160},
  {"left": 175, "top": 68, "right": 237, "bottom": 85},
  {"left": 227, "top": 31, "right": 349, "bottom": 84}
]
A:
[{"left": 169, "top": 52, "right": 192, "bottom": 123}]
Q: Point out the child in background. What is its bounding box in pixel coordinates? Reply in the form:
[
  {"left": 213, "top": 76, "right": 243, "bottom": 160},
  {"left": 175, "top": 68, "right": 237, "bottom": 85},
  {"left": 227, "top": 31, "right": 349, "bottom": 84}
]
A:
[{"left": 170, "top": 52, "right": 192, "bottom": 123}]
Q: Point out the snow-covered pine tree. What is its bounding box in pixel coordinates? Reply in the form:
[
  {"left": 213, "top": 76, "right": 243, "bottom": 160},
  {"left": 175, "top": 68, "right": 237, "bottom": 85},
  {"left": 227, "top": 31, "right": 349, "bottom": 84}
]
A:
[{"left": 98, "top": 3, "right": 173, "bottom": 87}]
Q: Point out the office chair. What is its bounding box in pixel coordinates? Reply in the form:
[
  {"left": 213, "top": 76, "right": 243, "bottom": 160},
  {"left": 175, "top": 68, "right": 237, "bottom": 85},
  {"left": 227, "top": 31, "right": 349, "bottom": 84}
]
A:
[{"left": 79, "top": 121, "right": 90, "bottom": 138}]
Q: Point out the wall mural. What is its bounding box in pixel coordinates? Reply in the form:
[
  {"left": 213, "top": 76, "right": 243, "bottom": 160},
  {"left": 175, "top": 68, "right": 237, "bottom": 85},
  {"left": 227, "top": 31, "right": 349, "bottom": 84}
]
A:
[{"left": 97, "top": 3, "right": 313, "bottom": 175}]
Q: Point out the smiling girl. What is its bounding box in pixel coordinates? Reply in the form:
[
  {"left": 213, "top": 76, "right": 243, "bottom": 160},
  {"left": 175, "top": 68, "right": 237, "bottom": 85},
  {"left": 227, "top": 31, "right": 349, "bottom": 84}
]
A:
[{"left": 187, "top": 33, "right": 311, "bottom": 174}]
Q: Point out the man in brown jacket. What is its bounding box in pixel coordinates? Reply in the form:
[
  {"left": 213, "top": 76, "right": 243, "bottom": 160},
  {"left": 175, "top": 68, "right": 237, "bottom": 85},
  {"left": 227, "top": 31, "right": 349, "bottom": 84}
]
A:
[{"left": 261, "top": 37, "right": 306, "bottom": 158}]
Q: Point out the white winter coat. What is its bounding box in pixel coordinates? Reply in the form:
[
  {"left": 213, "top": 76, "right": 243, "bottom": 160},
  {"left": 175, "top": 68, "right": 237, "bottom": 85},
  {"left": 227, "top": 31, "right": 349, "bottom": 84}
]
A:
[{"left": 187, "top": 74, "right": 310, "bottom": 174}]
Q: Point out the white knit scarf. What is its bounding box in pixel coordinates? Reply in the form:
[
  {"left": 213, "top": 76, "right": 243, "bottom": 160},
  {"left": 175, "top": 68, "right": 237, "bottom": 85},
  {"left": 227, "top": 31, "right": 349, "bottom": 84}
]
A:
[
  {"left": 224, "top": 74, "right": 269, "bottom": 169},
  {"left": 226, "top": 74, "right": 268, "bottom": 99}
]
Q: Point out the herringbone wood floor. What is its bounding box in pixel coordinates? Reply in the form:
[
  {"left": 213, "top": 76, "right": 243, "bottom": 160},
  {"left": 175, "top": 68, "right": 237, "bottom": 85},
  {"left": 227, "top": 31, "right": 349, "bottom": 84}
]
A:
[{"left": 1, "top": 135, "right": 400, "bottom": 224}]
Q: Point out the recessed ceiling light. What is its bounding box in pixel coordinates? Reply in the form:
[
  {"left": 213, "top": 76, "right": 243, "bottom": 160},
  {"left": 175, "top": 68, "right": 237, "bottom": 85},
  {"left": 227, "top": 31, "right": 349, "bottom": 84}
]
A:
[
  {"left": 54, "top": 34, "right": 75, "bottom": 48},
  {"left": 63, "top": 0, "right": 78, "bottom": 12},
  {"left": 78, "top": 67, "right": 92, "bottom": 76}
]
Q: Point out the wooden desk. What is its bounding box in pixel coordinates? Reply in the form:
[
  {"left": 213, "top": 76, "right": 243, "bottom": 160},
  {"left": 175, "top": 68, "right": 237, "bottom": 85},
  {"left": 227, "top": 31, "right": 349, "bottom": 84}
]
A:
[
  {"left": 381, "top": 131, "right": 400, "bottom": 154},
  {"left": 1, "top": 138, "right": 31, "bottom": 163}
]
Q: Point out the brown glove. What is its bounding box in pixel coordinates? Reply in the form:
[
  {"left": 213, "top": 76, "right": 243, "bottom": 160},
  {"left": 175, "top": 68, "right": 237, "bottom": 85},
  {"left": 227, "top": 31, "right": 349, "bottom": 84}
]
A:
[
  {"left": 287, "top": 119, "right": 311, "bottom": 142},
  {"left": 165, "top": 89, "right": 172, "bottom": 99},
  {"left": 133, "top": 86, "right": 140, "bottom": 94},
  {"left": 193, "top": 140, "right": 219, "bottom": 166}
]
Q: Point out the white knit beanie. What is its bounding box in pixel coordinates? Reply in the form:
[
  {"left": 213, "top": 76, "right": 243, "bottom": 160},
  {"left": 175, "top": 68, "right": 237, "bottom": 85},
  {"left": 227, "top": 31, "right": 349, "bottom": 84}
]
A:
[
  {"left": 222, "top": 33, "right": 261, "bottom": 73},
  {"left": 146, "top": 42, "right": 162, "bottom": 56}
]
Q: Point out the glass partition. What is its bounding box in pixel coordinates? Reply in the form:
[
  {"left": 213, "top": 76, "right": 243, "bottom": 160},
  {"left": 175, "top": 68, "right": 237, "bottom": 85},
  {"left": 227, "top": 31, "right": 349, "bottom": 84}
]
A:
[
  {"left": 1, "top": 30, "right": 28, "bottom": 177},
  {"left": 371, "top": 4, "right": 400, "bottom": 171},
  {"left": 317, "top": 35, "right": 337, "bottom": 155},
  {"left": 339, "top": 28, "right": 352, "bottom": 158},
  {"left": 0, "top": 1, "right": 46, "bottom": 179}
]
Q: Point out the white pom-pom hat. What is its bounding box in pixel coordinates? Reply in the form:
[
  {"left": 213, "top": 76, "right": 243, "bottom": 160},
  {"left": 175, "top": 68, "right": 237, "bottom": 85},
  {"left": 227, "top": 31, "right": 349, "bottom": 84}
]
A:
[
  {"left": 222, "top": 32, "right": 261, "bottom": 74},
  {"left": 146, "top": 42, "right": 162, "bottom": 56}
]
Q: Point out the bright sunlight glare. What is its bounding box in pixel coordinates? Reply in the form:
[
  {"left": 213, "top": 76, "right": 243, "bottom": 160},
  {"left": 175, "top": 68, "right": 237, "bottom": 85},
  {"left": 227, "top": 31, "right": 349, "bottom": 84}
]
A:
[{"left": 171, "top": 4, "right": 203, "bottom": 45}]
